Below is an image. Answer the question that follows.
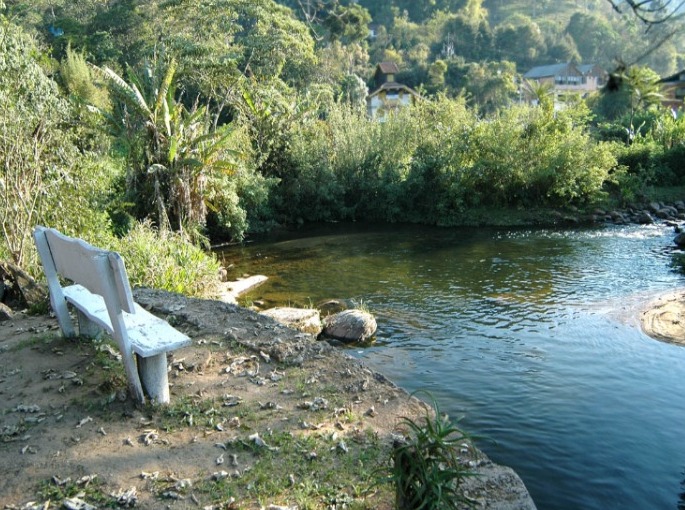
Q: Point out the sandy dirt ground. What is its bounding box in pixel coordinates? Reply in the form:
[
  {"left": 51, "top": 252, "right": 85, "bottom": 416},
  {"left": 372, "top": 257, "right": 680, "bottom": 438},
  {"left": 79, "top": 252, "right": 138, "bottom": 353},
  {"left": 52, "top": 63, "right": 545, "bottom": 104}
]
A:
[{"left": 0, "top": 288, "right": 535, "bottom": 510}]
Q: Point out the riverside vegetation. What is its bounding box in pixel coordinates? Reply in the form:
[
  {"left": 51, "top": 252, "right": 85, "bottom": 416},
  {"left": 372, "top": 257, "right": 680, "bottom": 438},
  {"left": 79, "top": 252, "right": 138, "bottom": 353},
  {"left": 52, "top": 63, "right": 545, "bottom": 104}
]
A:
[{"left": 2, "top": 0, "right": 685, "bottom": 298}]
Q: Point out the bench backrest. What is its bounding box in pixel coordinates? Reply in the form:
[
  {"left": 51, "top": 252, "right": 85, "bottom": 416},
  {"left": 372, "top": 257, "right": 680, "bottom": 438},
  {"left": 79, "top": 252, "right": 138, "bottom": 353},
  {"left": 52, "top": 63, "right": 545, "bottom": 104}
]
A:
[
  {"left": 34, "top": 226, "right": 135, "bottom": 314},
  {"left": 34, "top": 226, "right": 147, "bottom": 403}
]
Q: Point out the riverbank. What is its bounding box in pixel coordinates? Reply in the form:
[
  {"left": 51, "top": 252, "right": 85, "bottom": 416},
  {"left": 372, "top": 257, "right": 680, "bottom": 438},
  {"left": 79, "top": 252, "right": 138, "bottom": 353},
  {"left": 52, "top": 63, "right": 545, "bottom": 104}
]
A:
[{"left": 0, "top": 288, "right": 536, "bottom": 509}]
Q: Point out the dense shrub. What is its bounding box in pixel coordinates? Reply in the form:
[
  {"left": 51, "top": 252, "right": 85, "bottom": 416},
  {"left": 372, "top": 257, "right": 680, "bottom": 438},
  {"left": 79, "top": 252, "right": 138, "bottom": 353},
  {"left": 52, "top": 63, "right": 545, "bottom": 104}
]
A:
[
  {"left": 0, "top": 18, "right": 114, "bottom": 269},
  {"left": 267, "top": 98, "right": 618, "bottom": 226},
  {"left": 108, "top": 222, "right": 221, "bottom": 298}
]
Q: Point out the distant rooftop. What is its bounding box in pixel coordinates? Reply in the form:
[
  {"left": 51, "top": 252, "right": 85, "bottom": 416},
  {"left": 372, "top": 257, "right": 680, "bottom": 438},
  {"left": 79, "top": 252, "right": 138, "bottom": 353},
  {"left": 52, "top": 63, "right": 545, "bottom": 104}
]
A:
[
  {"left": 377, "top": 62, "right": 399, "bottom": 75},
  {"left": 524, "top": 62, "right": 604, "bottom": 79},
  {"left": 523, "top": 63, "right": 577, "bottom": 79}
]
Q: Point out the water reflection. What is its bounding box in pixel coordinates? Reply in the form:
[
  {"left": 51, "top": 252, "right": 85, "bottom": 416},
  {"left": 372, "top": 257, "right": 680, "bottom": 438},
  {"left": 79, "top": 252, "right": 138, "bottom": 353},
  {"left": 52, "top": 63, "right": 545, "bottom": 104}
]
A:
[{"left": 220, "top": 223, "right": 685, "bottom": 510}]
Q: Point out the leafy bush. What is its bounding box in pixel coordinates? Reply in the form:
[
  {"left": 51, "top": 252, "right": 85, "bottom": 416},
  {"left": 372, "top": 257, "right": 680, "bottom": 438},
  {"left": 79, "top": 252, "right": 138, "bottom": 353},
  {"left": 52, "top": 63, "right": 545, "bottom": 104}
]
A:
[
  {"left": 0, "top": 18, "right": 114, "bottom": 270},
  {"left": 268, "top": 97, "right": 618, "bottom": 227},
  {"left": 390, "top": 394, "right": 475, "bottom": 510}
]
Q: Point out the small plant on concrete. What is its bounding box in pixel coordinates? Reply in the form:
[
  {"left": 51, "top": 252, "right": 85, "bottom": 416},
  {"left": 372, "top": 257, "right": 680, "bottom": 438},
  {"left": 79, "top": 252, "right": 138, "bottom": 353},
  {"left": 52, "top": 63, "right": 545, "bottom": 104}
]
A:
[{"left": 391, "top": 393, "right": 475, "bottom": 510}]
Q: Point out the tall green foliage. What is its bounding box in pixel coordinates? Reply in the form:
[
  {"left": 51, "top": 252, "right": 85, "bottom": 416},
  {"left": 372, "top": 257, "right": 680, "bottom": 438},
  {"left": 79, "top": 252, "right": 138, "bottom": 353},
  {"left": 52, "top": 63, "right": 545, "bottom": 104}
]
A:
[
  {"left": 59, "top": 45, "right": 109, "bottom": 109},
  {"left": 108, "top": 222, "right": 222, "bottom": 297},
  {"left": 271, "top": 97, "right": 617, "bottom": 227},
  {"left": 0, "top": 16, "right": 111, "bottom": 267},
  {"left": 92, "top": 56, "right": 242, "bottom": 239}
]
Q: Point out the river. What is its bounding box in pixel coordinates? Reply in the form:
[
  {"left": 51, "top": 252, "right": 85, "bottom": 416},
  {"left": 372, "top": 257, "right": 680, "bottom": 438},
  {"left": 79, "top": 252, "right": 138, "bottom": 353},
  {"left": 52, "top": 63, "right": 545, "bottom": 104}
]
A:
[{"left": 220, "top": 223, "right": 685, "bottom": 510}]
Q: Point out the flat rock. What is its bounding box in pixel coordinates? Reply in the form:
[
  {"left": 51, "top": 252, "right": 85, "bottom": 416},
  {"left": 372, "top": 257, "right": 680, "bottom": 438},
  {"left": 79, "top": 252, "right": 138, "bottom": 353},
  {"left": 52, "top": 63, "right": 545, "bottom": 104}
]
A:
[
  {"left": 640, "top": 289, "right": 685, "bottom": 345},
  {"left": 260, "top": 307, "right": 322, "bottom": 336},
  {"left": 218, "top": 275, "right": 268, "bottom": 303}
]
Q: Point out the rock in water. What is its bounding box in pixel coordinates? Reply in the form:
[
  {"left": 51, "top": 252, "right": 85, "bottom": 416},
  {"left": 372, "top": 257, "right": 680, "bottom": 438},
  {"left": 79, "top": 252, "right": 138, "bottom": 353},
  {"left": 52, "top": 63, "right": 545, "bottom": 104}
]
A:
[
  {"left": 635, "top": 211, "right": 654, "bottom": 225},
  {"left": 675, "top": 232, "right": 685, "bottom": 248},
  {"left": 260, "top": 307, "right": 322, "bottom": 336},
  {"left": 323, "top": 310, "right": 377, "bottom": 343}
]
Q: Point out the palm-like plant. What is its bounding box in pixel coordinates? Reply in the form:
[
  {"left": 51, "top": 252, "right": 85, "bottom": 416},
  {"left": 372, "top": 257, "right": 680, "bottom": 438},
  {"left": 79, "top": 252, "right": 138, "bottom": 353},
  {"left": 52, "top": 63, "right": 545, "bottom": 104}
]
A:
[
  {"left": 623, "top": 65, "right": 663, "bottom": 143},
  {"left": 522, "top": 79, "right": 554, "bottom": 110},
  {"left": 391, "top": 393, "right": 477, "bottom": 510},
  {"left": 91, "top": 56, "right": 238, "bottom": 237}
]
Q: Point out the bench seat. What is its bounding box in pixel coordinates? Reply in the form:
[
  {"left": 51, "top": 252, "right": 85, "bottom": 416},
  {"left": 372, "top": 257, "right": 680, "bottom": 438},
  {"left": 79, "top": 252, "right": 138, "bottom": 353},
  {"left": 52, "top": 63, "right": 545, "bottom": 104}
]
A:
[{"left": 63, "top": 284, "right": 191, "bottom": 358}]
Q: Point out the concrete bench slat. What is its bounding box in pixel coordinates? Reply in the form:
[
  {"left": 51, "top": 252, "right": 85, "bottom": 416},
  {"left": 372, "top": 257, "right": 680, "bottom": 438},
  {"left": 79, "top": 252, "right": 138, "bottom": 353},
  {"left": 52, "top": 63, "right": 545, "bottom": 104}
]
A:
[{"left": 63, "top": 285, "right": 191, "bottom": 358}]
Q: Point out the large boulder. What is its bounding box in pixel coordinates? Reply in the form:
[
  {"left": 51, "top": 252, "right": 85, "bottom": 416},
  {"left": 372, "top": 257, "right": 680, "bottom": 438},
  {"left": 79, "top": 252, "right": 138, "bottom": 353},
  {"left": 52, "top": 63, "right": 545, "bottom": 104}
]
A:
[
  {"left": 655, "top": 207, "right": 677, "bottom": 220},
  {"left": 648, "top": 202, "right": 662, "bottom": 214},
  {"left": 635, "top": 211, "right": 654, "bottom": 225},
  {"left": 675, "top": 232, "right": 685, "bottom": 248},
  {"left": 609, "top": 211, "right": 626, "bottom": 223},
  {"left": 0, "top": 261, "right": 47, "bottom": 309},
  {"left": 0, "top": 302, "right": 13, "bottom": 321},
  {"left": 323, "top": 309, "right": 377, "bottom": 343},
  {"left": 260, "top": 307, "right": 322, "bottom": 336}
]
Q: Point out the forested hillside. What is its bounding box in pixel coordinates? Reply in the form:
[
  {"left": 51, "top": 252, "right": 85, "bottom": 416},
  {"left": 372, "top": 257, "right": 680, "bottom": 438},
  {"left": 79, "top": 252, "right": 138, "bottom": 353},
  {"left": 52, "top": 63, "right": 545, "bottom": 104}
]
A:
[
  {"left": 1, "top": 0, "right": 685, "bottom": 297},
  {"left": 278, "top": 0, "right": 683, "bottom": 92}
]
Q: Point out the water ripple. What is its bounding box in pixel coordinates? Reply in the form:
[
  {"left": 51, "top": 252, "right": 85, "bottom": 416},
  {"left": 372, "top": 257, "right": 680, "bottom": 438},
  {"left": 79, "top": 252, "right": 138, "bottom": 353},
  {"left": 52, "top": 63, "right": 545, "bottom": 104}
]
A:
[{"left": 221, "top": 223, "right": 685, "bottom": 510}]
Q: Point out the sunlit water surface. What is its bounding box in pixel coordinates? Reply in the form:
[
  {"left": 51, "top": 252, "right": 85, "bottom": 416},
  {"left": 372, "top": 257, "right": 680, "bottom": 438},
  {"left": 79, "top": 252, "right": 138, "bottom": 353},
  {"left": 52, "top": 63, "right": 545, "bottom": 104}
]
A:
[{"left": 220, "top": 224, "right": 685, "bottom": 510}]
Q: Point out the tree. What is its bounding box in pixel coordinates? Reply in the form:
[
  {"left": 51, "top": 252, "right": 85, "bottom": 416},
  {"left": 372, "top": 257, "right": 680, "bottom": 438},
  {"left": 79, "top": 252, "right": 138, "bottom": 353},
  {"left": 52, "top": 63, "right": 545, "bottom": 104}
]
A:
[
  {"left": 59, "top": 44, "right": 110, "bottom": 109},
  {"left": 495, "top": 15, "right": 546, "bottom": 70},
  {"left": 0, "top": 14, "right": 109, "bottom": 266},
  {"left": 440, "top": 14, "right": 493, "bottom": 62},
  {"left": 126, "top": 0, "right": 317, "bottom": 118},
  {"left": 323, "top": 3, "right": 371, "bottom": 44},
  {"left": 623, "top": 65, "right": 664, "bottom": 140},
  {"left": 428, "top": 59, "right": 448, "bottom": 91},
  {"left": 606, "top": 0, "right": 685, "bottom": 26},
  {"left": 459, "top": 0, "right": 488, "bottom": 25},
  {"left": 566, "top": 12, "right": 619, "bottom": 67},
  {"left": 315, "top": 40, "right": 370, "bottom": 87},
  {"left": 339, "top": 73, "right": 368, "bottom": 110},
  {"left": 92, "top": 56, "right": 240, "bottom": 237},
  {"left": 591, "top": 65, "right": 663, "bottom": 137},
  {"left": 465, "top": 62, "right": 518, "bottom": 114},
  {"left": 522, "top": 79, "right": 555, "bottom": 111}
]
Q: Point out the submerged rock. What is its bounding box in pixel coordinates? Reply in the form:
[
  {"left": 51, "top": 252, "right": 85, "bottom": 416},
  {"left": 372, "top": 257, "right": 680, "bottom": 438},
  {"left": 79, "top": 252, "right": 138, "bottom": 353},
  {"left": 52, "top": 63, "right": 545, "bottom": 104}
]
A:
[{"left": 323, "top": 309, "right": 377, "bottom": 343}]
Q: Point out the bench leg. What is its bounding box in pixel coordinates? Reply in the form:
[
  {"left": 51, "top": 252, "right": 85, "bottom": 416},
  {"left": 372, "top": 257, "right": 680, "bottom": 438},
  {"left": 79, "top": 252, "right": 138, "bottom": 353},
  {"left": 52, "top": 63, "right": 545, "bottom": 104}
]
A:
[
  {"left": 75, "top": 309, "right": 103, "bottom": 338},
  {"left": 137, "top": 353, "right": 170, "bottom": 404}
]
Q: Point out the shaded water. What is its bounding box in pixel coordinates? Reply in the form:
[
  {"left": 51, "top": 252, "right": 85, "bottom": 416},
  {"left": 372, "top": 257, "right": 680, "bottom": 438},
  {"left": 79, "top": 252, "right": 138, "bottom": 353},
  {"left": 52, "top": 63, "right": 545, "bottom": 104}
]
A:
[{"left": 220, "top": 224, "right": 685, "bottom": 510}]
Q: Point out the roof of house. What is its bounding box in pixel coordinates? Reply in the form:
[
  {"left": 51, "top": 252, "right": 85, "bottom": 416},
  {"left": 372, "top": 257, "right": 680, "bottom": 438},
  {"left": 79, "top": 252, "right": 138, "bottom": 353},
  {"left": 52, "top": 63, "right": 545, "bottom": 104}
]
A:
[
  {"left": 659, "top": 69, "right": 685, "bottom": 84},
  {"left": 577, "top": 64, "right": 605, "bottom": 76},
  {"left": 377, "top": 62, "right": 400, "bottom": 74},
  {"left": 524, "top": 63, "right": 578, "bottom": 79},
  {"left": 368, "top": 81, "right": 420, "bottom": 99},
  {"left": 524, "top": 62, "right": 605, "bottom": 79}
]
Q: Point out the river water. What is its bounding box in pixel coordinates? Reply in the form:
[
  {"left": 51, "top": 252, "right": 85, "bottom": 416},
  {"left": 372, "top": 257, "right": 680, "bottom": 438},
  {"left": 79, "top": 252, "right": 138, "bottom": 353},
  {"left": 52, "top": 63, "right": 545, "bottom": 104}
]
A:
[{"left": 220, "top": 223, "right": 685, "bottom": 510}]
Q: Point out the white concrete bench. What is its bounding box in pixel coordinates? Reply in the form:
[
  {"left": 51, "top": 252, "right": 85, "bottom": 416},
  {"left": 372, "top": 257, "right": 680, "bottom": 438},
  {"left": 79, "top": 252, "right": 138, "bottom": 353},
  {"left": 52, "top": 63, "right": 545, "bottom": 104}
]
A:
[{"left": 33, "top": 226, "right": 190, "bottom": 404}]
